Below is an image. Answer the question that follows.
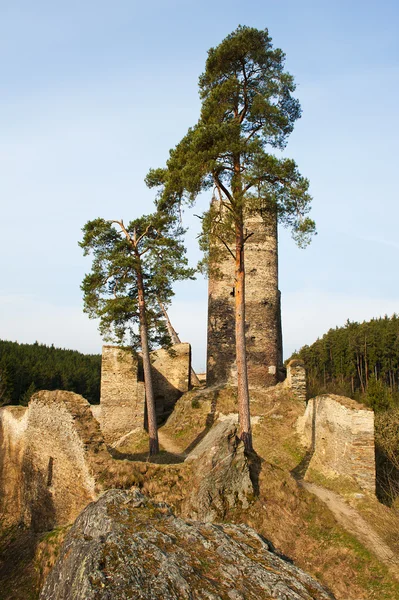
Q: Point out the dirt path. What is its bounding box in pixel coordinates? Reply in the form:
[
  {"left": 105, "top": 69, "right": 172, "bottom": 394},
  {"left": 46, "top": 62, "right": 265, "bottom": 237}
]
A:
[
  {"left": 301, "top": 481, "right": 399, "bottom": 578},
  {"left": 158, "top": 430, "right": 187, "bottom": 459}
]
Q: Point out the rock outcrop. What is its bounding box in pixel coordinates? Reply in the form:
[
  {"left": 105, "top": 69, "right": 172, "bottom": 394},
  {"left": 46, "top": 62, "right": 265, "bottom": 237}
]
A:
[
  {"left": 184, "top": 417, "right": 253, "bottom": 521},
  {"left": 40, "top": 488, "right": 334, "bottom": 600}
]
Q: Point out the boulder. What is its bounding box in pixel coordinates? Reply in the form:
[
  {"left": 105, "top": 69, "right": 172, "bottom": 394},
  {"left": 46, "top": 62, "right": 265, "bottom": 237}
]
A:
[
  {"left": 183, "top": 416, "right": 253, "bottom": 522},
  {"left": 40, "top": 488, "right": 334, "bottom": 600}
]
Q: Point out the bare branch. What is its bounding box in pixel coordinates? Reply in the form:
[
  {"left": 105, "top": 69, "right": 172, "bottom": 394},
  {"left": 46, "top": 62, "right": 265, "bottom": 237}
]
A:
[
  {"left": 109, "top": 219, "right": 135, "bottom": 247},
  {"left": 136, "top": 224, "right": 152, "bottom": 247},
  {"left": 214, "top": 174, "right": 233, "bottom": 203},
  {"left": 243, "top": 231, "right": 254, "bottom": 244},
  {"left": 214, "top": 233, "right": 236, "bottom": 260}
]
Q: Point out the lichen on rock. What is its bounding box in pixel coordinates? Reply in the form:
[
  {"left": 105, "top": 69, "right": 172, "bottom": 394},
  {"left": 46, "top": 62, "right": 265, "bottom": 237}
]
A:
[{"left": 40, "top": 488, "right": 335, "bottom": 600}]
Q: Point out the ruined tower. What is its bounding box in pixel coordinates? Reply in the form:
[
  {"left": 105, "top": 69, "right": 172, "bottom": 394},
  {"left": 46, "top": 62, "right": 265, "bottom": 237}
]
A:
[{"left": 206, "top": 206, "right": 283, "bottom": 388}]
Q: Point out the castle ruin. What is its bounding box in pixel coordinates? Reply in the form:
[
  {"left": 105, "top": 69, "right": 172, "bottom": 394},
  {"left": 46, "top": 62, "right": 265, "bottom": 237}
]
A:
[
  {"left": 99, "top": 343, "right": 191, "bottom": 443},
  {"left": 207, "top": 206, "right": 283, "bottom": 388},
  {"left": 297, "top": 394, "right": 376, "bottom": 493}
]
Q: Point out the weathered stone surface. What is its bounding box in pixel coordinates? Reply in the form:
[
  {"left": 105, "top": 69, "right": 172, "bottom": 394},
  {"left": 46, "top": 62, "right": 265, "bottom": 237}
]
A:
[
  {"left": 150, "top": 342, "right": 191, "bottom": 421},
  {"left": 0, "top": 406, "right": 27, "bottom": 525},
  {"left": 207, "top": 203, "right": 283, "bottom": 388},
  {"left": 0, "top": 391, "right": 109, "bottom": 530},
  {"left": 285, "top": 359, "right": 307, "bottom": 404},
  {"left": 40, "top": 489, "right": 334, "bottom": 600},
  {"left": 183, "top": 417, "right": 254, "bottom": 522},
  {"left": 100, "top": 343, "right": 191, "bottom": 442},
  {"left": 100, "top": 346, "right": 145, "bottom": 444},
  {"left": 297, "top": 394, "right": 375, "bottom": 493}
]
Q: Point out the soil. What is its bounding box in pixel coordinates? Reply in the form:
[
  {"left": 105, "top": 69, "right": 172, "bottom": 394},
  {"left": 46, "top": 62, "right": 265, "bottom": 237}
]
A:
[{"left": 300, "top": 481, "right": 399, "bottom": 579}]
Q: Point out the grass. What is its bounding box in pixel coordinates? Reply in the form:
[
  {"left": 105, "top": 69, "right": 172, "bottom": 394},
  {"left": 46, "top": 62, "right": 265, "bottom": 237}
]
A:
[{"left": 149, "top": 383, "right": 399, "bottom": 600}]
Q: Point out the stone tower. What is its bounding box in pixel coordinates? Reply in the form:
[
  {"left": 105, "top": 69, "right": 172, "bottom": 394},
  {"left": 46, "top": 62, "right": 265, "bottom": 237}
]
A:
[{"left": 206, "top": 205, "right": 283, "bottom": 388}]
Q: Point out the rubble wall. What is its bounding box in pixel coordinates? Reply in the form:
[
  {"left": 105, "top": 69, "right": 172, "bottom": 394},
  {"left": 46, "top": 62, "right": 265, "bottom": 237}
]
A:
[
  {"left": 297, "top": 394, "right": 375, "bottom": 493},
  {"left": 100, "top": 343, "right": 191, "bottom": 442},
  {"left": 207, "top": 205, "right": 282, "bottom": 388},
  {"left": 150, "top": 343, "right": 191, "bottom": 421},
  {"left": 0, "top": 391, "right": 109, "bottom": 529},
  {"left": 100, "top": 346, "right": 145, "bottom": 443}
]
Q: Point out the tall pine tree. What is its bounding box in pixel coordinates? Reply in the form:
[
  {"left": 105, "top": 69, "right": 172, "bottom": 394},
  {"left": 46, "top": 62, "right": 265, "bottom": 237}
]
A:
[
  {"left": 80, "top": 212, "right": 195, "bottom": 455},
  {"left": 147, "top": 26, "right": 315, "bottom": 451}
]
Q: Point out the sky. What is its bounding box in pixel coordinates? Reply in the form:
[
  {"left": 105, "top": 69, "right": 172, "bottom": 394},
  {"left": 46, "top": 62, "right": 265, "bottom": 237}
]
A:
[{"left": 1, "top": 0, "right": 398, "bottom": 371}]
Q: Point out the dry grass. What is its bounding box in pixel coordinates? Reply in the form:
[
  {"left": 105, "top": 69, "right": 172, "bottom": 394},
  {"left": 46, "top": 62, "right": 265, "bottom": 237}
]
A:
[
  {"left": 8, "top": 383, "right": 397, "bottom": 600},
  {"left": 149, "top": 384, "right": 399, "bottom": 600}
]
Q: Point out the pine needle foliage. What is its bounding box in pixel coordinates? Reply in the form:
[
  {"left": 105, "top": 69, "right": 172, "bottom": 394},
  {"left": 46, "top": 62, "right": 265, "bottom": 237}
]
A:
[
  {"left": 79, "top": 212, "right": 195, "bottom": 454},
  {"left": 79, "top": 213, "right": 195, "bottom": 348},
  {"left": 146, "top": 25, "right": 315, "bottom": 451}
]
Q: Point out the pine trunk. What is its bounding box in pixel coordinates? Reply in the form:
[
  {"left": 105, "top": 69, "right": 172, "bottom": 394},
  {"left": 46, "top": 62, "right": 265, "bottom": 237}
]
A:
[
  {"left": 235, "top": 221, "right": 252, "bottom": 452},
  {"left": 136, "top": 264, "right": 159, "bottom": 455}
]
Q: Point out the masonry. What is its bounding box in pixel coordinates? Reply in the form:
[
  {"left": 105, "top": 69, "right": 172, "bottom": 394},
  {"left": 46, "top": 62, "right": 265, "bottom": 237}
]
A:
[
  {"left": 0, "top": 390, "right": 109, "bottom": 530},
  {"left": 99, "top": 343, "right": 191, "bottom": 443},
  {"left": 296, "top": 394, "right": 375, "bottom": 493},
  {"left": 206, "top": 203, "right": 283, "bottom": 388}
]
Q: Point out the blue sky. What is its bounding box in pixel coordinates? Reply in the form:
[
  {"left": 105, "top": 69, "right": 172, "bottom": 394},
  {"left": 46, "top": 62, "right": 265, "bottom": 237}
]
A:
[{"left": 1, "top": 1, "right": 398, "bottom": 370}]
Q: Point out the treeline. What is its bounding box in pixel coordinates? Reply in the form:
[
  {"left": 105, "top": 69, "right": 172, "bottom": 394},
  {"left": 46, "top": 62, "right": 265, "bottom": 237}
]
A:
[
  {"left": 0, "top": 340, "right": 101, "bottom": 405},
  {"left": 291, "top": 315, "right": 399, "bottom": 411}
]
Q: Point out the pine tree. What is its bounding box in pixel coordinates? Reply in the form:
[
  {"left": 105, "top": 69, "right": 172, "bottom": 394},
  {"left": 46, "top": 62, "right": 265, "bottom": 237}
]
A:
[
  {"left": 79, "top": 212, "right": 195, "bottom": 455},
  {"left": 147, "top": 26, "right": 315, "bottom": 451}
]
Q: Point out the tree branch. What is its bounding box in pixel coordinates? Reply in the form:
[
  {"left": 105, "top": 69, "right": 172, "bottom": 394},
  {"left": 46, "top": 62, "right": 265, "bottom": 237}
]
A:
[
  {"left": 214, "top": 233, "right": 236, "bottom": 260},
  {"left": 214, "top": 173, "right": 233, "bottom": 203}
]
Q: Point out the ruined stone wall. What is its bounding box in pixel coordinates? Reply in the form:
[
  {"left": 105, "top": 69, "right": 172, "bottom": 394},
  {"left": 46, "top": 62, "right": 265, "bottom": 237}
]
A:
[
  {"left": 0, "top": 391, "right": 109, "bottom": 530},
  {"left": 284, "top": 359, "right": 307, "bottom": 404},
  {"left": 100, "top": 343, "right": 191, "bottom": 443},
  {"left": 100, "top": 346, "right": 145, "bottom": 444},
  {"left": 0, "top": 406, "right": 28, "bottom": 525},
  {"left": 150, "top": 343, "right": 191, "bottom": 421},
  {"left": 297, "top": 394, "right": 375, "bottom": 493},
  {"left": 207, "top": 205, "right": 282, "bottom": 388}
]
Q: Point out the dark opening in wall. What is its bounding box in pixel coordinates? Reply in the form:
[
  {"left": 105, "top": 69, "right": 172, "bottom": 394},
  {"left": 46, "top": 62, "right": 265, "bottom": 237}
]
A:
[{"left": 47, "top": 456, "right": 54, "bottom": 487}]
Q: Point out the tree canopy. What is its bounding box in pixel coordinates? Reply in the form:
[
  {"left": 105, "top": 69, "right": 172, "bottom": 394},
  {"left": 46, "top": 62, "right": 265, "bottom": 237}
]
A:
[
  {"left": 146, "top": 25, "right": 315, "bottom": 248},
  {"left": 0, "top": 340, "right": 101, "bottom": 406},
  {"left": 290, "top": 315, "right": 399, "bottom": 411},
  {"left": 80, "top": 213, "right": 195, "bottom": 349},
  {"left": 146, "top": 25, "right": 315, "bottom": 451},
  {"left": 80, "top": 211, "right": 195, "bottom": 454}
]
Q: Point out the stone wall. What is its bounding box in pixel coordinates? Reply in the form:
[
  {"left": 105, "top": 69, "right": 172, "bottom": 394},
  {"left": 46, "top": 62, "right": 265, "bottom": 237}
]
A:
[
  {"left": 297, "top": 394, "right": 375, "bottom": 493},
  {"left": 0, "top": 391, "right": 109, "bottom": 529},
  {"left": 150, "top": 343, "right": 191, "bottom": 420},
  {"left": 99, "top": 343, "right": 191, "bottom": 443},
  {"left": 207, "top": 202, "right": 283, "bottom": 388},
  {"left": 284, "top": 359, "right": 307, "bottom": 404},
  {"left": 0, "top": 405, "right": 27, "bottom": 526},
  {"left": 100, "top": 346, "right": 145, "bottom": 443}
]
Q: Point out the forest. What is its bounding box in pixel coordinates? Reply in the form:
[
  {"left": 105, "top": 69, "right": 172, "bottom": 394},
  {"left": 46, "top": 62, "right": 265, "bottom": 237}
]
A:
[
  {"left": 290, "top": 315, "right": 399, "bottom": 411},
  {"left": 0, "top": 340, "right": 101, "bottom": 406}
]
